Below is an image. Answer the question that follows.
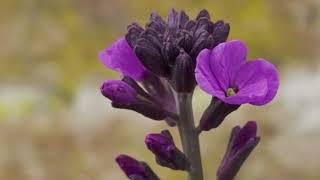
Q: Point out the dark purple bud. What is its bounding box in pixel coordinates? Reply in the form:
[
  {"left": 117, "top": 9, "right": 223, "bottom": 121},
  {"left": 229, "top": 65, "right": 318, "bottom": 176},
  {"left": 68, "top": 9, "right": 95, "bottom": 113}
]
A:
[
  {"left": 115, "top": 154, "right": 160, "bottom": 180},
  {"left": 177, "top": 11, "right": 190, "bottom": 28},
  {"left": 190, "top": 30, "right": 210, "bottom": 58},
  {"left": 167, "top": 9, "right": 190, "bottom": 30},
  {"left": 145, "top": 130, "right": 189, "bottom": 171},
  {"left": 198, "top": 98, "right": 240, "bottom": 132},
  {"left": 140, "top": 28, "right": 163, "bottom": 50},
  {"left": 162, "top": 40, "right": 180, "bottom": 66},
  {"left": 134, "top": 38, "right": 171, "bottom": 77},
  {"left": 211, "top": 21, "right": 230, "bottom": 47},
  {"left": 196, "top": 9, "right": 211, "bottom": 20},
  {"left": 171, "top": 50, "right": 196, "bottom": 93},
  {"left": 126, "top": 23, "right": 144, "bottom": 48},
  {"left": 100, "top": 80, "right": 137, "bottom": 105},
  {"left": 217, "top": 121, "right": 260, "bottom": 180},
  {"left": 195, "top": 17, "right": 210, "bottom": 31},
  {"left": 177, "top": 30, "right": 193, "bottom": 52},
  {"left": 167, "top": 9, "right": 179, "bottom": 30},
  {"left": 185, "top": 20, "right": 196, "bottom": 30},
  {"left": 147, "top": 12, "right": 167, "bottom": 33}
]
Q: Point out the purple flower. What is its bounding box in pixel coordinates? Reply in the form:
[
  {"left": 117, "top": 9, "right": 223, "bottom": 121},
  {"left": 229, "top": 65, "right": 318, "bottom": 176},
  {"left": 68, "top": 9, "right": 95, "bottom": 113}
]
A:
[
  {"left": 145, "top": 130, "right": 189, "bottom": 170},
  {"left": 217, "top": 121, "right": 260, "bottom": 180},
  {"left": 116, "top": 154, "right": 160, "bottom": 180},
  {"left": 195, "top": 40, "right": 279, "bottom": 105},
  {"left": 99, "top": 37, "right": 148, "bottom": 81}
]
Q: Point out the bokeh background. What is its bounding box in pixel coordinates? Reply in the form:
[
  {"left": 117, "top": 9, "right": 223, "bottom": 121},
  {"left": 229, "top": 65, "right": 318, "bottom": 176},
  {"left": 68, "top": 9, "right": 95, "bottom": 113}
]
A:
[{"left": 1, "top": 0, "right": 320, "bottom": 179}]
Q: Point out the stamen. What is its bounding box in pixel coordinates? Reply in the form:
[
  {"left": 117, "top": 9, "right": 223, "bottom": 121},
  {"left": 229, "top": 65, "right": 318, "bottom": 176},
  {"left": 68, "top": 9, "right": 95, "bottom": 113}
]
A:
[{"left": 227, "top": 88, "right": 236, "bottom": 97}]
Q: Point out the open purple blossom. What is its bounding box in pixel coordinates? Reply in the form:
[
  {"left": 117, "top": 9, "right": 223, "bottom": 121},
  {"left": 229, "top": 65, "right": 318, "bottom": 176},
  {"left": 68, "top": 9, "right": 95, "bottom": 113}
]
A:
[
  {"left": 99, "top": 37, "right": 148, "bottom": 81},
  {"left": 195, "top": 40, "right": 279, "bottom": 105},
  {"left": 116, "top": 154, "right": 160, "bottom": 180},
  {"left": 217, "top": 121, "right": 260, "bottom": 180},
  {"left": 145, "top": 130, "right": 189, "bottom": 170}
]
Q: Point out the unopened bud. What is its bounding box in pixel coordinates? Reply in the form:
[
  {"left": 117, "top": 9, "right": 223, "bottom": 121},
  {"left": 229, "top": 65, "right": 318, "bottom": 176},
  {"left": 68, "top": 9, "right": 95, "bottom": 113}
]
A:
[
  {"left": 101, "top": 79, "right": 177, "bottom": 121},
  {"left": 217, "top": 121, "right": 260, "bottom": 180},
  {"left": 116, "top": 154, "right": 160, "bottom": 180},
  {"left": 198, "top": 97, "right": 240, "bottom": 132},
  {"left": 145, "top": 130, "right": 189, "bottom": 171},
  {"left": 171, "top": 50, "right": 196, "bottom": 93},
  {"left": 100, "top": 80, "right": 137, "bottom": 105}
]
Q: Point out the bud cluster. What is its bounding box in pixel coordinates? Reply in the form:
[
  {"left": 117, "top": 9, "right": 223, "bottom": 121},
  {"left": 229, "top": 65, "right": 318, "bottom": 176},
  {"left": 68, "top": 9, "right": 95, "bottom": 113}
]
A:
[{"left": 126, "top": 9, "right": 230, "bottom": 92}]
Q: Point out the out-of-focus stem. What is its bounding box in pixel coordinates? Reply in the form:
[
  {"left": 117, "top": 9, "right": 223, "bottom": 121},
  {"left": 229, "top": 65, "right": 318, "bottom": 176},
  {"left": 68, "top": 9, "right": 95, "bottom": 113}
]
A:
[{"left": 176, "top": 93, "right": 203, "bottom": 180}]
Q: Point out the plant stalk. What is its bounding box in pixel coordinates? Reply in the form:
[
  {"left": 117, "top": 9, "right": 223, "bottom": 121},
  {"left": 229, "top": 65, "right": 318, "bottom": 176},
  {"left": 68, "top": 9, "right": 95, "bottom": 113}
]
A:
[{"left": 176, "top": 93, "right": 203, "bottom": 180}]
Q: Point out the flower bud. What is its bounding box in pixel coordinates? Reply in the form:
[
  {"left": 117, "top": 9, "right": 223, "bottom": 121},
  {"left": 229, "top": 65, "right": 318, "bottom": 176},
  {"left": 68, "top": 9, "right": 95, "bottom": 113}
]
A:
[
  {"left": 126, "top": 23, "right": 144, "bottom": 48},
  {"left": 100, "top": 80, "right": 137, "bottom": 105},
  {"left": 145, "top": 130, "right": 189, "bottom": 171},
  {"left": 101, "top": 79, "right": 178, "bottom": 121},
  {"left": 211, "top": 21, "right": 230, "bottom": 47},
  {"left": 171, "top": 49, "right": 196, "bottom": 93},
  {"left": 162, "top": 39, "right": 180, "bottom": 66},
  {"left": 217, "top": 121, "right": 260, "bottom": 180},
  {"left": 147, "top": 12, "right": 166, "bottom": 33},
  {"left": 198, "top": 97, "right": 240, "bottom": 132},
  {"left": 196, "top": 9, "right": 210, "bottom": 20},
  {"left": 116, "top": 154, "right": 160, "bottom": 180},
  {"left": 134, "top": 38, "right": 171, "bottom": 77}
]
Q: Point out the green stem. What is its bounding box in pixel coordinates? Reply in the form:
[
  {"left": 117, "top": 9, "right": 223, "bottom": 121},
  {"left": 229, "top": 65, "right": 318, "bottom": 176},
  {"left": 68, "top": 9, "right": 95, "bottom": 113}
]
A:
[{"left": 177, "top": 93, "right": 203, "bottom": 180}]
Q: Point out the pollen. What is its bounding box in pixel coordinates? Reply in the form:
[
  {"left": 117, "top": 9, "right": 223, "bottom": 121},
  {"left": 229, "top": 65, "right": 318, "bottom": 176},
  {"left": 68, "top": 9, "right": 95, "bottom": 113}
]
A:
[{"left": 227, "top": 88, "right": 236, "bottom": 97}]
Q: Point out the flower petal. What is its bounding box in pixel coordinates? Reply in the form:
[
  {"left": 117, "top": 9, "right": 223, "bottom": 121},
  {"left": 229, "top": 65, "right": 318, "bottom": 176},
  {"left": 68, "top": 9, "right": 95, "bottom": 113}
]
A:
[
  {"left": 234, "top": 59, "right": 279, "bottom": 105},
  {"left": 209, "top": 40, "right": 247, "bottom": 91},
  {"left": 99, "top": 37, "right": 147, "bottom": 80},
  {"left": 222, "top": 79, "right": 268, "bottom": 104},
  {"left": 195, "top": 49, "right": 226, "bottom": 99}
]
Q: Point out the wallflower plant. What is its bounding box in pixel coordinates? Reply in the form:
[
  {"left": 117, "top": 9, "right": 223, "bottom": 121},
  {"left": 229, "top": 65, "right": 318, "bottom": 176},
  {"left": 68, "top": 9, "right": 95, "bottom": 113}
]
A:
[{"left": 99, "top": 9, "right": 279, "bottom": 180}]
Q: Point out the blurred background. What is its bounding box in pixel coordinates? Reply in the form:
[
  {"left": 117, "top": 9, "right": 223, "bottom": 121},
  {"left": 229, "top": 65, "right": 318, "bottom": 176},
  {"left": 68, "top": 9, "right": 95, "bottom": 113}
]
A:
[{"left": 1, "top": 0, "right": 320, "bottom": 179}]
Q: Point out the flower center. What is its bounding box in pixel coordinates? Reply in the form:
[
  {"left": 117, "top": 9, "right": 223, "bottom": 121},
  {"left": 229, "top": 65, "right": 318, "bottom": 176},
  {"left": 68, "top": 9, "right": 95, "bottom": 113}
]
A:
[{"left": 227, "top": 88, "right": 236, "bottom": 97}]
